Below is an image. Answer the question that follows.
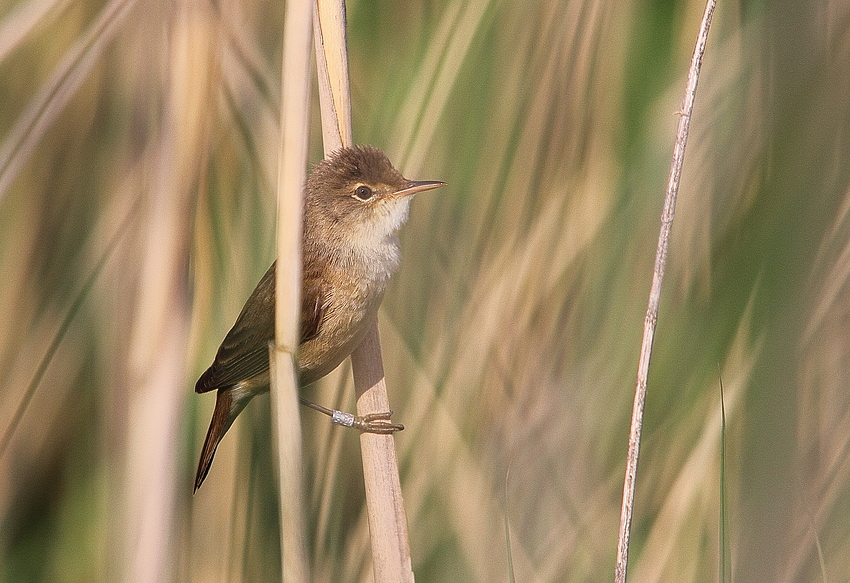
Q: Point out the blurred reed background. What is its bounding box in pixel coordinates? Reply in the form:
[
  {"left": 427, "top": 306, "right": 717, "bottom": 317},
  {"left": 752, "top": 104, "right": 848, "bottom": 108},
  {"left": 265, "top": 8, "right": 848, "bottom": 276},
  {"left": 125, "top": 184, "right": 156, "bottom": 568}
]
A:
[{"left": 1, "top": 0, "right": 850, "bottom": 581}]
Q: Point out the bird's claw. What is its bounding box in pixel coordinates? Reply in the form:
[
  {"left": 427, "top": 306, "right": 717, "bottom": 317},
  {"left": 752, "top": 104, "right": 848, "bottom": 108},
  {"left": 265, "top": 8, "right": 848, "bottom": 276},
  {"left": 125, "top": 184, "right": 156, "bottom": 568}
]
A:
[
  {"left": 356, "top": 411, "right": 405, "bottom": 434},
  {"left": 331, "top": 409, "right": 403, "bottom": 433}
]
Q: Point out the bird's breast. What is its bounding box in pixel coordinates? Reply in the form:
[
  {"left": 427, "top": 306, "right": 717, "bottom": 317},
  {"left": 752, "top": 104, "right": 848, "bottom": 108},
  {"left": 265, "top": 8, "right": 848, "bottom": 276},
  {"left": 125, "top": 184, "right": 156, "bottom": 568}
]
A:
[{"left": 297, "top": 243, "right": 398, "bottom": 385}]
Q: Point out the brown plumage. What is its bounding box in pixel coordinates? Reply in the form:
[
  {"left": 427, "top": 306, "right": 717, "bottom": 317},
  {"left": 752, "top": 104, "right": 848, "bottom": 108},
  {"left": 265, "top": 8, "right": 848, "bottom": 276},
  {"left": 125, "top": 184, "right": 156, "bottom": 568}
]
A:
[{"left": 194, "top": 146, "right": 444, "bottom": 492}]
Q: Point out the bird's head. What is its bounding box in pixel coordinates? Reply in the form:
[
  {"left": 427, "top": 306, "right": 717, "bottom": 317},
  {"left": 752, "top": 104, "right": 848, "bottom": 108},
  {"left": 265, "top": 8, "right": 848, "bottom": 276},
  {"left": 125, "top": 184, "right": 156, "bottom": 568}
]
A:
[{"left": 304, "top": 146, "right": 445, "bottom": 247}]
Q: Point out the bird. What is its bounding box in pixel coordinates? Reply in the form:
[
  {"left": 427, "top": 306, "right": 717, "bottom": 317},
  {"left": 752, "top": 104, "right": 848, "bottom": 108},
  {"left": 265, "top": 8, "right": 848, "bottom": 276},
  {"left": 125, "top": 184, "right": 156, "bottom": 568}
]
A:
[{"left": 194, "top": 145, "right": 445, "bottom": 492}]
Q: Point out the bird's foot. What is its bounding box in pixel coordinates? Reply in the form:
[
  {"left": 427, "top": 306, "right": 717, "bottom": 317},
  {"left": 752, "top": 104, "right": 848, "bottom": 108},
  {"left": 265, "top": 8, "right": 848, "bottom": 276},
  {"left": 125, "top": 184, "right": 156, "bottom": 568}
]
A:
[
  {"left": 333, "top": 410, "right": 404, "bottom": 433},
  {"left": 300, "top": 397, "right": 404, "bottom": 433}
]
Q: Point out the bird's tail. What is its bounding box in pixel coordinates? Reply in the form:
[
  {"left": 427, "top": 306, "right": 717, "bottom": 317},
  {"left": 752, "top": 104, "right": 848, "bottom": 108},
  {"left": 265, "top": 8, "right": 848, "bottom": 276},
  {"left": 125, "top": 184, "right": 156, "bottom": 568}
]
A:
[{"left": 194, "top": 388, "right": 246, "bottom": 492}]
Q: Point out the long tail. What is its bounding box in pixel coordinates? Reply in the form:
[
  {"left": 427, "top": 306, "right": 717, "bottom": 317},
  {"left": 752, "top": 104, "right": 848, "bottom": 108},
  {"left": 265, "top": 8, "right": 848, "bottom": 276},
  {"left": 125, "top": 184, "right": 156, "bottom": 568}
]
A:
[{"left": 194, "top": 389, "right": 235, "bottom": 493}]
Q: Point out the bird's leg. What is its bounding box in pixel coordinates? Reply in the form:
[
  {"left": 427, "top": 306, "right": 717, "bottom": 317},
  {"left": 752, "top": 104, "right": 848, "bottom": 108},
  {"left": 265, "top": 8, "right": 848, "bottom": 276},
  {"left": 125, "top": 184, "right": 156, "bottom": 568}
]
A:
[{"left": 299, "top": 397, "right": 404, "bottom": 433}]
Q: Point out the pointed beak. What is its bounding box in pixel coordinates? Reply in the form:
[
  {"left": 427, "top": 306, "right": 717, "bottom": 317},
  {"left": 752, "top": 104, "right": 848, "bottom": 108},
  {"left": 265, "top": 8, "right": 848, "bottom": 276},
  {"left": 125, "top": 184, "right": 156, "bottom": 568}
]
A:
[{"left": 391, "top": 180, "right": 446, "bottom": 198}]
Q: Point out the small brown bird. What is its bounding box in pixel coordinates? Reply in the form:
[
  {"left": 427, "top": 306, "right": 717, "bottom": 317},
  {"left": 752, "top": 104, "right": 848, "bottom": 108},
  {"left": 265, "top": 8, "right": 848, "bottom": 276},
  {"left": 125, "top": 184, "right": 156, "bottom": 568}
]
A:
[{"left": 194, "top": 146, "right": 444, "bottom": 492}]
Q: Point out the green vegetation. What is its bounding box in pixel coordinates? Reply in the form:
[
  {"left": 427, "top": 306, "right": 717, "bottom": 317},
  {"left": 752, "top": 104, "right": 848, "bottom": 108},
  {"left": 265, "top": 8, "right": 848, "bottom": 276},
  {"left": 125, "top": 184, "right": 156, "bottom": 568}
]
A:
[{"left": 1, "top": 0, "right": 849, "bottom": 581}]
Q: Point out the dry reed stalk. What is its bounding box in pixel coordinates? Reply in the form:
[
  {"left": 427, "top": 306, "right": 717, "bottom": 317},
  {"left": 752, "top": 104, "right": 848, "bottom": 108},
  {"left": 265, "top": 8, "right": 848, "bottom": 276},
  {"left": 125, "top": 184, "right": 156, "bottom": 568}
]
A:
[
  {"left": 314, "top": 0, "right": 414, "bottom": 581},
  {"left": 270, "top": 0, "right": 313, "bottom": 580},
  {"left": 313, "top": 0, "right": 352, "bottom": 151},
  {"left": 351, "top": 324, "right": 415, "bottom": 582},
  {"left": 614, "top": 1, "right": 717, "bottom": 581},
  {"left": 119, "top": 4, "right": 218, "bottom": 581}
]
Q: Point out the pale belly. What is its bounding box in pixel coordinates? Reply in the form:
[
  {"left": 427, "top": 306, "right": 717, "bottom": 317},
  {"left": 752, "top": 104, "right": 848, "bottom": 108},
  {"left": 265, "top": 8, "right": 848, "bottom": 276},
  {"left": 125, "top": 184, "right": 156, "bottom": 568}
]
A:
[{"left": 296, "top": 274, "right": 387, "bottom": 386}]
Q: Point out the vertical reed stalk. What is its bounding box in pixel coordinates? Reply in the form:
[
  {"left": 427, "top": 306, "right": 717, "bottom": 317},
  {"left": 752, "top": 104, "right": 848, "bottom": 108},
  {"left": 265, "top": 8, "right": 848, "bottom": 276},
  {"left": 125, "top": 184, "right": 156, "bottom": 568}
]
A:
[
  {"left": 314, "top": 0, "right": 414, "bottom": 580},
  {"left": 614, "top": 1, "right": 717, "bottom": 581},
  {"left": 120, "top": 3, "right": 216, "bottom": 580},
  {"left": 271, "top": 0, "right": 312, "bottom": 580}
]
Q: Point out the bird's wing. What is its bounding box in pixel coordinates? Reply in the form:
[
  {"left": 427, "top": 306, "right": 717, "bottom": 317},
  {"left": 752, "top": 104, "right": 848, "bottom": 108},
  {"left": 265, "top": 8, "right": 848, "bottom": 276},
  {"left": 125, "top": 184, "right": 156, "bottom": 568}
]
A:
[
  {"left": 195, "top": 259, "right": 330, "bottom": 393},
  {"left": 300, "top": 263, "right": 328, "bottom": 344},
  {"left": 195, "top": 263, "right": 276, "bottom": 393}
]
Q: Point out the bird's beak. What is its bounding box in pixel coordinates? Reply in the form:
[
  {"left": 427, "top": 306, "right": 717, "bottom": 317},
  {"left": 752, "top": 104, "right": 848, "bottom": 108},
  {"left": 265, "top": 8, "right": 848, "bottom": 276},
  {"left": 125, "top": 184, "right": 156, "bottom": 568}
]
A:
[{"left": 392, "top": 180, "right": 446, "bottom": 198}]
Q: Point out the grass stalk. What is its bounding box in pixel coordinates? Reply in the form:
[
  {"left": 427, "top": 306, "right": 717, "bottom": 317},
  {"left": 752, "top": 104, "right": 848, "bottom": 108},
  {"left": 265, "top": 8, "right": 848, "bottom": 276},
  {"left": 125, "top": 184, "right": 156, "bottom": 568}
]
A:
[
  {"left": 720, "top": 373, "right": 729, "bottom": 583},
  {"left": 314, "top": 0, "right": 414, "bottom": 580},
  {"left": 614, "top": 1, "right": 717, "bottom": 581},
  {"left": 313, "top": 0, "right": 352, "bottom": 151},
  {"left": 270, "top": 0, "right": 313, "bottom": 580}
]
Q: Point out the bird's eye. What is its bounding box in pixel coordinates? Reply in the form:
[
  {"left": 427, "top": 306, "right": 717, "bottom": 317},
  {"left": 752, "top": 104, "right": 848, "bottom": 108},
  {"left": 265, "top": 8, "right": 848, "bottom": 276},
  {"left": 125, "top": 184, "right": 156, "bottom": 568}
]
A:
[{"left": 353, "top": 185, "right": 373, "bottom": 201}]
